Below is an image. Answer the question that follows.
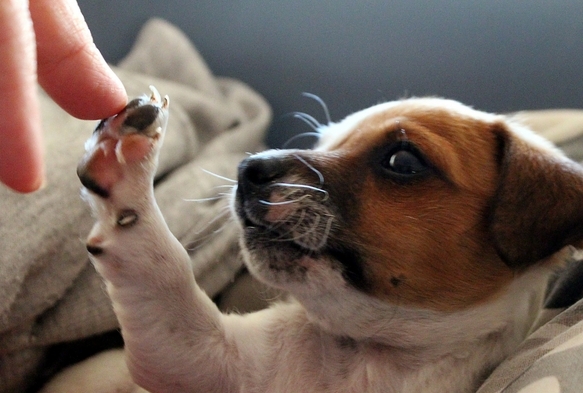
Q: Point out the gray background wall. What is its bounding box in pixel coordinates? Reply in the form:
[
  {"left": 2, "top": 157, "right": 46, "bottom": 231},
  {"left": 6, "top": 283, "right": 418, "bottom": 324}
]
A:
[{"left": 77, "top": 0, "right": 583, "bottom": 148}]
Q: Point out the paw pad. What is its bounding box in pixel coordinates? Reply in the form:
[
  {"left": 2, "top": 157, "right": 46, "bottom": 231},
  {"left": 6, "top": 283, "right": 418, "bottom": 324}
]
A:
[
  {"left": 117, "top": 209, "right": 139, "bottom": 227},
  {"left": 77, "top": 86, "right": 169, "bottom": 198}
]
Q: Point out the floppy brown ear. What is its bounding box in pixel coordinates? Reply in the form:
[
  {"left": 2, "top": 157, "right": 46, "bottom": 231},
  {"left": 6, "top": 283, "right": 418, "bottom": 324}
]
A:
[{"left": 489, "top": 122, "right": 583, "bottom": 269}]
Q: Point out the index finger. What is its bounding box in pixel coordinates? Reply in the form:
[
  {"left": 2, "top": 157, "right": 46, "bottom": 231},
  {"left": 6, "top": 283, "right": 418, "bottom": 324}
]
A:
[{"left": 31, "top": 0, "right": 127, "bottom": 120}]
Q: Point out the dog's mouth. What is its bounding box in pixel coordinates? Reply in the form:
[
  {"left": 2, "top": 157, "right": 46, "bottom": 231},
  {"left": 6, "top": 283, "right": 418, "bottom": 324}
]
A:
[
  {"left": 234, "top": 194, "right": 316, "bottom": 279},
  {"left": 242, "top": 215, "right": 310, "bottom": 255}
]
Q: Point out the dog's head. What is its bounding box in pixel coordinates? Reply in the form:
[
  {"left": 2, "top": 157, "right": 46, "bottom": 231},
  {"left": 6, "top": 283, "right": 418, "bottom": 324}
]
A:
[{"left": 234, "top": 98, "right": 583, "bottom": 339}]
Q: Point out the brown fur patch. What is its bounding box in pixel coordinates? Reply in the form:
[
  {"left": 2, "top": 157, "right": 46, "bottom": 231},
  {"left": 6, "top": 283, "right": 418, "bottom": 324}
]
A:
[
  {"left": 332, "top": 107, "right": 514, "bottom": 311},
  {"left": 490, "top": 125, "right": 583, "bottom": 267}
]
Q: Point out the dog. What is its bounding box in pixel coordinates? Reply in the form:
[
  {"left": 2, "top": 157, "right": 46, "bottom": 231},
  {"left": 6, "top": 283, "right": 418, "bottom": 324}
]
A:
[{"left": 62, "top": 89, "right": 583, "bottom": 392}]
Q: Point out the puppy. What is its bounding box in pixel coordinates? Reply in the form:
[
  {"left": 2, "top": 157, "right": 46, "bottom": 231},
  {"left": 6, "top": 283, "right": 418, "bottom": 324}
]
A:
[{"left": 74, "top": 90, "right": 583, "bottom": 393}]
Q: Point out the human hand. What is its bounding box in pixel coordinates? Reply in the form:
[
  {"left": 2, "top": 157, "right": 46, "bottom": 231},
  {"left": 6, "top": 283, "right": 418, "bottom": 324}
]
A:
[{"left": 0, "top": 0, "right": 127, "bottom": 193}]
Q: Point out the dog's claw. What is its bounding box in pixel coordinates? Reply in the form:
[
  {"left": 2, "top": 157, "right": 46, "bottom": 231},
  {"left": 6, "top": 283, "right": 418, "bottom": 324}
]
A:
[
  {"left": 77, "top": 87, "right": 169, "bottom": 198},
  {"left": 149, "top": 85, "right": 161, "bottom": 103}
]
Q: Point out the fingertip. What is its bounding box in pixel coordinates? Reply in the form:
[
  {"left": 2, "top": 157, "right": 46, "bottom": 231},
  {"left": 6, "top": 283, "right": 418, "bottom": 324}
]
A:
[
  {"left": 32, "top": 0, "right": 128, "bottom": 120},
  {"left": 98, "top": 61, "right": 129, "bottom": 116},
  {"left": 0, "top": 112, "right": 46, "bottom": 193},
  {"left": 73, "top": 42, "right": 128, "bottom": 118},
  {"left": 39, "top": 42, "right": 128, "bottom": 120},
  {"left": 0, "top": 148, "right": 46, "bottom": 194},
  {"left": 5, "top": 171, "right": 46, "bottom": 194}
]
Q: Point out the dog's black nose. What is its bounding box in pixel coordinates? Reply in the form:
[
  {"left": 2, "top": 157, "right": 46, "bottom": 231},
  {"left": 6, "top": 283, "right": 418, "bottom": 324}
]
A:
[{"left": 238, "top": 155, "right": 286, "bottom": 191}]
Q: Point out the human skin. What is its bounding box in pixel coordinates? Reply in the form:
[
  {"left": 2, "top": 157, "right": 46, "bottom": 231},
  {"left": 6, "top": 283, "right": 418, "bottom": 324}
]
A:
[{"left": 0, "top": 0, "right": 127, "bottom": 193}]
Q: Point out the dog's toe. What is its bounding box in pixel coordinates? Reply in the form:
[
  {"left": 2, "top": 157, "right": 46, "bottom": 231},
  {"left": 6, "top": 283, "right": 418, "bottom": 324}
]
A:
[{"left": 77, "top": 87, "right": 169, "bottom": 198}]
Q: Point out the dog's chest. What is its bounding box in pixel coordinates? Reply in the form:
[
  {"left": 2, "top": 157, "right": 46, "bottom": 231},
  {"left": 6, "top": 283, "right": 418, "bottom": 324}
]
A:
[
  {"left": 236, "top": 312, "right": 488, "bottom": 393},
  {"left": 250, "top": 348, "right": 483, "bottom": 393}
]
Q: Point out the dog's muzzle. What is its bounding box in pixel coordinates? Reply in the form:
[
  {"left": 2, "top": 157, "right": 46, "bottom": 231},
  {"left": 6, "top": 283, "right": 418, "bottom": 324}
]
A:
[
  {"left": 235, "top": 152, "right": 368, "bottom": 289},
  {"left": 235, "top": 152, "right": 335, "bottom": 252}
]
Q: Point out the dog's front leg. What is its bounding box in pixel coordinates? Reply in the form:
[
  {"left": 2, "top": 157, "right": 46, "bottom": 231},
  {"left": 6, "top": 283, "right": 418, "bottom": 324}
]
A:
[{"left": 77, "top": 88, "right": 238, "bottom": 393}]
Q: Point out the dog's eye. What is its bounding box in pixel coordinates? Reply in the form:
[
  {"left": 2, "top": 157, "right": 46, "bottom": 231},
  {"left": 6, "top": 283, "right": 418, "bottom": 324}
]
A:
[
  {"left": 387, "top": 150, "right": 426, "bottom": 174},
  {"left": 381, "top": 144, "right": 429, "bottom": 177}
]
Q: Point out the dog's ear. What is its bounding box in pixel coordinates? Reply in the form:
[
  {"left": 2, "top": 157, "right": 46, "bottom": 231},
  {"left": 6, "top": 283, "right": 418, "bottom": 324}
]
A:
[{"left": 489, "top": 122, "right": 583, "bottom": 269}]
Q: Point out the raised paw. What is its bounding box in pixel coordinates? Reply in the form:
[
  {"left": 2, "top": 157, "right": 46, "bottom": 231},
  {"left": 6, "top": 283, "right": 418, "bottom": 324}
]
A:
[{"left": 77, "top": 86, "right": 169, "bottom": 199}]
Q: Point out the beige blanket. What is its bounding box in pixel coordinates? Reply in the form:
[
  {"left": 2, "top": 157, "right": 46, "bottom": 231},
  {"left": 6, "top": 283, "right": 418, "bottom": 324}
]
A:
[{"left": 0, "top": 19, "right": 270, "bottom": 393}]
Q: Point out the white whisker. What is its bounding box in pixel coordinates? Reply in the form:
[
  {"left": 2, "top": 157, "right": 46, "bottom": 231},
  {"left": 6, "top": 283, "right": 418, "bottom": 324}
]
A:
[
  {"left": 200, "top": 168, "right": 237, "bottom": 183},
  {"left": 282, "top": 132, "right": 321, "bottom": 149},
  {"left": 302, "top": 92, "right": 331, "bottom": 125},
  {"left": 295, "top": 214, "right": 321, "bottom": 240},
  {"left": 286, "top": 209, "right": 308, "bottom": 234},
  {"left": 271, "top": 183, "right": 328, "bottom": 198},
  {"left": 185, "top": 209, "right": 234, "bottom": 252},
  {"left": 193, "top": 208, "right": 232, "bottom": 235},
  {"left": 291, "top": 111, "right": 322, "bottom": 130},
  {"left": 259, "top": 194, "right": 311, "bottom": 206},
  {"left": 183, "top": 195, "right": 226, "bottom": 203},
  {"left": 321, "top": 215, "right": 334, "bottom": 244},
  {"left": 293, "top": 154, "right": 325, "bottom": 186}
]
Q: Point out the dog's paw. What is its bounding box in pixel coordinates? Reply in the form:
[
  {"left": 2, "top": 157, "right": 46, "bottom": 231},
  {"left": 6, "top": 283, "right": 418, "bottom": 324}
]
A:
[{"left": 77, "top": 86, "right": 169, "bottom": 199}]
